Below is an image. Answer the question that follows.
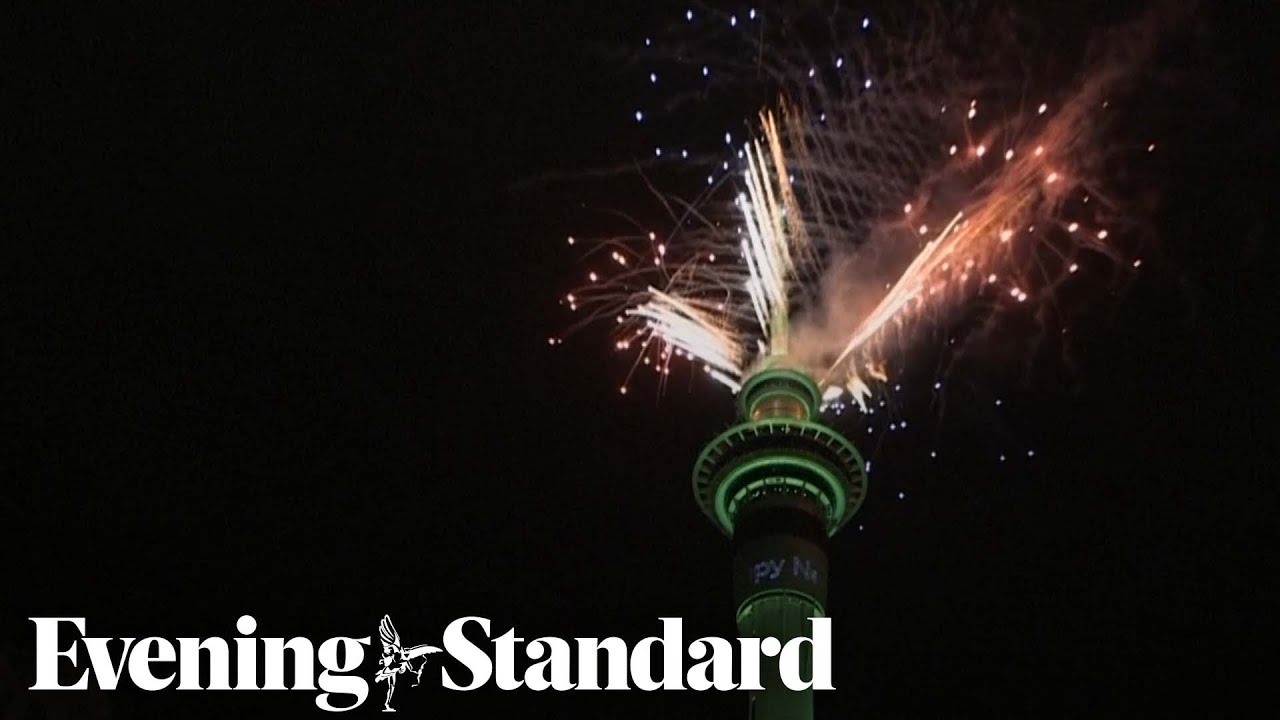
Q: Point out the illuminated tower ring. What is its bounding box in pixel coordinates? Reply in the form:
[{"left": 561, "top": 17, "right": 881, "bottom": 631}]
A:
[
  {"left": 693, "top": 368, "right": 867, "bottom": 541},
  {"left": 692, "top": 366, "right": 866, "bottom": 720}
]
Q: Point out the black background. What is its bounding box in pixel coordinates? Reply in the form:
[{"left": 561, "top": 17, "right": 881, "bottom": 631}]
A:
[{"left": 2, "top": 1, "right": 1273, "bottom": 717}]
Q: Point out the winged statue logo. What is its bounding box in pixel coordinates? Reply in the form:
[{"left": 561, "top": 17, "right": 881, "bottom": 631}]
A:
[{"left": 374, "top": 614, "right": 442, "bottom": 712}]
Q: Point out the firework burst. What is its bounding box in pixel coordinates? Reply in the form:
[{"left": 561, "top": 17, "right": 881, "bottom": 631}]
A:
[{"left": 559, "top": 4, "right": 1157, "bottom": 412}]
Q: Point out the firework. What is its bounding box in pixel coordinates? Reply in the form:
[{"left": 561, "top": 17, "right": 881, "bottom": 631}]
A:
[{"left": 562, "top": 5, "right": 1154, "bottom": 410}]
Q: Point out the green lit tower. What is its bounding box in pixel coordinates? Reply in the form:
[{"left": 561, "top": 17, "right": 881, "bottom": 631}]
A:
[{"left": 693, "top": 365, "right": 867, "bottom": 720}]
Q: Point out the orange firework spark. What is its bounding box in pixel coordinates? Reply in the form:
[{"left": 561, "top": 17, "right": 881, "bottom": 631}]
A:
[{"left": 560, "top": 5, "right": 1155, "bottom": 408}]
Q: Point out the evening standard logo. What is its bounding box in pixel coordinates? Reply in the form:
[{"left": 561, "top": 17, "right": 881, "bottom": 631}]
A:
[{"left": 28, "top": 615, "right": 834, "bottom": 712}]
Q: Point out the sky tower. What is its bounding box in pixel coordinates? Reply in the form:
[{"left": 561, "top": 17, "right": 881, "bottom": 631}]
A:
[{"left": 693, "top": 365, "right": 867, "bottom": 720}]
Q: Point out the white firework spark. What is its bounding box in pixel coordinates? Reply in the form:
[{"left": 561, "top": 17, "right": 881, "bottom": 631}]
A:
[{"left": 560, "top": 5, "right": 1157, "bottom": 410}]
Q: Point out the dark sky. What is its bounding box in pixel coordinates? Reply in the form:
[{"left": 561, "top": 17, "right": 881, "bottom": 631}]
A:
[{"left": 2, "top": 1, "right": 1273, "bottom": 717}]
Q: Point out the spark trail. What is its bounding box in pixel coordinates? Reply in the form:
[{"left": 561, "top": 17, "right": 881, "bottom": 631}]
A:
[{"left": 559, "top": 4, "right": 1158, "bottom": 411}]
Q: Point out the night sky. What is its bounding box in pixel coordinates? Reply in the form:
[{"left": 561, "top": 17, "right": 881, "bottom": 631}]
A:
[{"left": 3, "top": 1, "right": 1273, "bottom": 717}]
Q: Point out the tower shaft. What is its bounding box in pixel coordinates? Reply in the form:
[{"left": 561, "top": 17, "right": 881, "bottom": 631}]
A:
[{"left": 733, "top": 500, "right": 827, "bottom": 719}]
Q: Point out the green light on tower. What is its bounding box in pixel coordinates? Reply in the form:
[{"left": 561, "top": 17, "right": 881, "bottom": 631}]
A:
[{"left": 693, "top": 366, "right": 867, "bottom": 720}]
